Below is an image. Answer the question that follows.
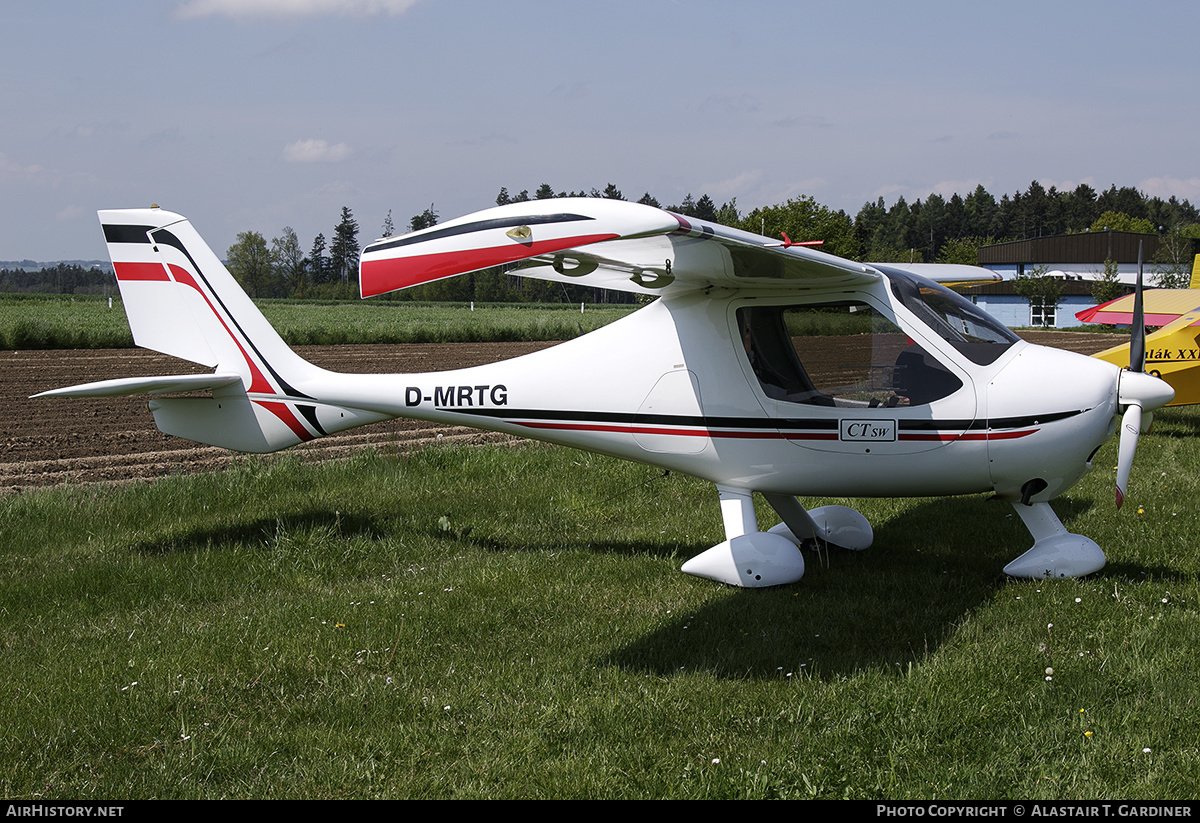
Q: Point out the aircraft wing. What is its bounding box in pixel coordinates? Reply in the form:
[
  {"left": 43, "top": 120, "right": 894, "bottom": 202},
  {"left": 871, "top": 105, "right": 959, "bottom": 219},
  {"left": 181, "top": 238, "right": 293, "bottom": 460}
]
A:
[
  {"left": 359, "top": 198, "right": 878, "bottom": 298},
  {"left": 1076, "top": 289, "right": 1200, "bottom": 327},
  {"left": 865, "top": 263, "right": 1001, "bottom": 287}
]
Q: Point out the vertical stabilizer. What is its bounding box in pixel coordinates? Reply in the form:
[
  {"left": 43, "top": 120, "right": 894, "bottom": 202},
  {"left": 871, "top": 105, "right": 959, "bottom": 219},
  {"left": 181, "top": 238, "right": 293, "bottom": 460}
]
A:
[
  {"left": 90, "top": 208, "right": 380, "bottom": 453},
  {"left": 100, "top": 207, "right": 320, "bottom": 393}
]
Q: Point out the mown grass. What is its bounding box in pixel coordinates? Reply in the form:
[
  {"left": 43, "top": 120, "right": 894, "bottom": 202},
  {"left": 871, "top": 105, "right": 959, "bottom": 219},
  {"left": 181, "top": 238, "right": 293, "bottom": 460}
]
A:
[
  {"left": 2, "top": 409, "right": 1199, "bottom": 799},
  {"left": 0, "top": 295, "right": 636, "bottom": 349}
]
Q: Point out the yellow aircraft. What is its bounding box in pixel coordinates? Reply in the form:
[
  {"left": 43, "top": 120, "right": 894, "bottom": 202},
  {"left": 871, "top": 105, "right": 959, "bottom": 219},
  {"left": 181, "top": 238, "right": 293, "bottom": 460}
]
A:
[{"left": 1076, "top": 254, "right": 1200, "bottom": 406}]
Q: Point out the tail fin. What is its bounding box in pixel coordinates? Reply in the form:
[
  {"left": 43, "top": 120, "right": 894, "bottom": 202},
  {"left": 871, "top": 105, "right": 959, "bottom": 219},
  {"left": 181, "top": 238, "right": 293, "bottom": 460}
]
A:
[
  {"left": 1189, "top": 254, "right": 1200, "bottom": 289},
  {"left": 36, "top": 208, "right": 388, "bottom": 453},
  {"left": 101, "top": 207, "right": 315, "bottom": 387}
]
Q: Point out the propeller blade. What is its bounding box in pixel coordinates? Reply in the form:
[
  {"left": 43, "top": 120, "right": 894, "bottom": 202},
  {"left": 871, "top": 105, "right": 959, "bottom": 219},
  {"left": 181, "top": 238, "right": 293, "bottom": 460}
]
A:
[
  {"left": 1113, "top": 369, "right": 1174, "bottom": 509},
  {"left": 1115, "top": 402, "right": 1142, "bottom": 508},
  {"left": 1130, "top": 241, "right": 1145, "bottom": 373}
]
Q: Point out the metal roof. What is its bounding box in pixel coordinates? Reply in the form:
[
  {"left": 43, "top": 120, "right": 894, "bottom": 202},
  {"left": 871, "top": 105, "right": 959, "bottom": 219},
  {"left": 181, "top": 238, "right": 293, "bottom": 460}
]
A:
[{"left": 978, "top": 230, "right": 1198, "bottom": 265}]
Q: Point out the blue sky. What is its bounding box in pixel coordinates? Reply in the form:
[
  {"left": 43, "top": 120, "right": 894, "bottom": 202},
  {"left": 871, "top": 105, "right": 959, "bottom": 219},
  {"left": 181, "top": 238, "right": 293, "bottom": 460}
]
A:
[{"left": 4, "top": 0, "right": 1199, "bottom": 261}]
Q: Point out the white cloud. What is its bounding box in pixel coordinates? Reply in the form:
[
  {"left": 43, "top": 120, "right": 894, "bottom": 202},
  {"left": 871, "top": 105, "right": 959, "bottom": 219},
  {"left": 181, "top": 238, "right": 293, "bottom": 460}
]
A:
[
  {"left": 699, "top": 94, "right": 761, "bottom": 115},
  {"left": 282, "top": 139, "right": 353, "bottom": 163},
  {"left": 0, "top": 152, "right": 96, "bottom": 188},
  {"left": 175, "top": 0, "right": 422, "bottom": 20},
  {"left": 700, "top": 170, "right": 763, "bottom": 204},
  {"left": 0, "top": 152, "right": 47, "bottom": 183},
  {"left": 1139, "top": 176, "right": 1200, "bottom": 204},
  {"left": 770, "top": 115, "right": 832, "bottom": 130}
]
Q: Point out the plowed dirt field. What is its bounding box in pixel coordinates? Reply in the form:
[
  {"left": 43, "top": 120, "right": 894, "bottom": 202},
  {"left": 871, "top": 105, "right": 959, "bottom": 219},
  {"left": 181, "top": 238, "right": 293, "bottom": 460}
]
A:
[
  {"left": 1, "top": 332, "right": 1118, "bottom": 492},
  {"left": 1, "top": 342, "right": 552, "bottom": 491}
]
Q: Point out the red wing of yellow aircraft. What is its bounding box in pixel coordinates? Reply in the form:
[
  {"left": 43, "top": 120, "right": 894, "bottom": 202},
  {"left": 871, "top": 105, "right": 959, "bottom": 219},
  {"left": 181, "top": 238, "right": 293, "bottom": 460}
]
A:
[
  {"left": 1076, "top": 289, "right": 1200, "bottom": 326},
  {"left": 1077, "top": 255, "right": 1200, "bottom": 406}
]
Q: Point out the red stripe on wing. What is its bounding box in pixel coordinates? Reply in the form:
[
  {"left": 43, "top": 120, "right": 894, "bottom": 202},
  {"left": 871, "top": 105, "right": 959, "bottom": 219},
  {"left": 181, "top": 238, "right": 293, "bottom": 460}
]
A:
[
  {"left": 1077, "top": 309, "right": 1181, "bottom": 326},
  {"left": 360, "top": 233, "right": 618, "bottom": 297}
]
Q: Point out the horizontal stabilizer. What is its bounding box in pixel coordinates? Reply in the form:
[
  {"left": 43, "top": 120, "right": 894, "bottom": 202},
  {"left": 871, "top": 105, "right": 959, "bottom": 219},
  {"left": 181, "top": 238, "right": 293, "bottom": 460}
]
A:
[{"left": 32, "top": 373, "right": 243, "bottom": 399}]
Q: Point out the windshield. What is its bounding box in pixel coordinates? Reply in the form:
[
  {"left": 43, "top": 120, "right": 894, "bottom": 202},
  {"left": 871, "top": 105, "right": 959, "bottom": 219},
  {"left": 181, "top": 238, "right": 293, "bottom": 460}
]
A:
[{"left": 880, "top": 266, "right": 1019, "bottom": 365}]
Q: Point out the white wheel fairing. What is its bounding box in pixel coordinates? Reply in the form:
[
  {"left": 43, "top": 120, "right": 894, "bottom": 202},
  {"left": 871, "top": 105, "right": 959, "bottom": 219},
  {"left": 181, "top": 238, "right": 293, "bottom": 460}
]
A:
[
  {"left": 680, "top": 532, "right": 805, "bottom": 587},
  {"left": 768, "top": 505, "right": 873, "bottom": 551}
]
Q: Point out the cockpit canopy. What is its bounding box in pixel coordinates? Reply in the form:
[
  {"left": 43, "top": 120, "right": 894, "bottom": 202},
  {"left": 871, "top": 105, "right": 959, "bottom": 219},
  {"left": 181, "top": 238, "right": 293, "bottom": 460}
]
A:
[{"left": 738, "top": 269, "right": 1017, "bottom": 409}]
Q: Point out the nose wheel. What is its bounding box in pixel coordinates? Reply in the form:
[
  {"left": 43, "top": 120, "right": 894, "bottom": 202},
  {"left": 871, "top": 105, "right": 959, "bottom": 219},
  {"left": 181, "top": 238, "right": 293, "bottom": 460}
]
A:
[{"left": 1004, "top": 501, "right": 1105, "bottom": 579}]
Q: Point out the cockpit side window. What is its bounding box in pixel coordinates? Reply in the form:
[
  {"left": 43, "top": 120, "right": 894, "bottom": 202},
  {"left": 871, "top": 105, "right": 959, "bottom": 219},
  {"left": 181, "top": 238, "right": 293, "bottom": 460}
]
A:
[{"left": 738, "top": 302, "right": 963, "bottom": 408}]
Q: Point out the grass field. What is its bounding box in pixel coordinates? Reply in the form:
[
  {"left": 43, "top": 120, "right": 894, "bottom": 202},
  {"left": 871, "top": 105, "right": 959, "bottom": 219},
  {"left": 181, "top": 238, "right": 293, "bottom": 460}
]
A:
[
  {"left": 2, "top": 408, "right": 1198, "bottom": 799},
  {"left": 0, "top": 294, "right": 637, "bottom": 349}
]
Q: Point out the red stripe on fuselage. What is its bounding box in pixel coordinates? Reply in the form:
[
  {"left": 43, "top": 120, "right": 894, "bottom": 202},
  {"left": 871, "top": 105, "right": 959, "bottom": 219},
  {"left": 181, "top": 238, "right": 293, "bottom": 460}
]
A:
[
  {"left": 513, "top": 421, "right": 1039, "bottom": 442},
  {"left": 254, "top": 400, "right": 315, "bottom": 442}
]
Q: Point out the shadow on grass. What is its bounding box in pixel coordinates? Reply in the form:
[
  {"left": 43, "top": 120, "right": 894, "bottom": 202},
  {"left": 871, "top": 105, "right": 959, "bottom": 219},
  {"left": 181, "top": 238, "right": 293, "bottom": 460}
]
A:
[
  {"left": 129, "top": 509, "right": 390, "bottom": 556},
  {"left": 1142, "top": 406, "right": 1200, "bottom": 439},
  {"left": 118, "top": 484, "right": 1183, "bottom": 683},
  {"left": 598, "top": 493, "right": 1126, "bottom": 681}
]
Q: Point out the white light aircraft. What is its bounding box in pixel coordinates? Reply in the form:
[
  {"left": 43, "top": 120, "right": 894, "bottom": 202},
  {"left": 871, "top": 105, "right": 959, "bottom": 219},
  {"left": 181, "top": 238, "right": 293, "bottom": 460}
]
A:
[{"left": 37, "top": 201, "right": 1174, "bottom": 586}]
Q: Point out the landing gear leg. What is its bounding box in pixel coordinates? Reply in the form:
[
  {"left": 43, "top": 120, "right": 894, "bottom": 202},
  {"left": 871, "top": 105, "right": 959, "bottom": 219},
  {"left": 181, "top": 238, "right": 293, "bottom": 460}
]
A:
[
  {"left": 680, "top": 485, "right": 806, "bottom": 587},
  {"left": 1004, "top": 501, "right": 1106, "bottom": 579},
  {"left": 762, "top": 494, "right": 873, "bottom": 551}
]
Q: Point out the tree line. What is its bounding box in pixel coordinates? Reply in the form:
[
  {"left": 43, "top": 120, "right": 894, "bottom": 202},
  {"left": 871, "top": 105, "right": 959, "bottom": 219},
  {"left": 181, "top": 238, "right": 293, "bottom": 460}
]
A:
[
  {"left": 0, "top": 263, "right": 113, "bottom": 295},
  {"left": 227, "top": 180, "right": 1199, "bottom": 303},
  {"left": 6, "top": 180, "right": 1196, "bottom": 300}
]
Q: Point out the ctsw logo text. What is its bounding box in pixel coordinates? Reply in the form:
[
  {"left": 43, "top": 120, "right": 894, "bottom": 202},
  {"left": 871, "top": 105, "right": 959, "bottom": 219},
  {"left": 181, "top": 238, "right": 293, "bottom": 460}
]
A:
[
  {"left": 840, "top": 419, "right": 897, "bottom": 442},
  {"left": 405, "top": 384, "right": 508, "bottom": 408}
]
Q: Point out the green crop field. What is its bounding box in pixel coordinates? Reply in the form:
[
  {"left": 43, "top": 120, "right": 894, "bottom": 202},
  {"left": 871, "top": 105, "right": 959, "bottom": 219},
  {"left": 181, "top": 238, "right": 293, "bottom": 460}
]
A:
[
  {"left": 1, "top": 408, "right": 1198, "bottom": 799},
  {"left": 0, "top": 294, "right": 636, "bottom": 349}
]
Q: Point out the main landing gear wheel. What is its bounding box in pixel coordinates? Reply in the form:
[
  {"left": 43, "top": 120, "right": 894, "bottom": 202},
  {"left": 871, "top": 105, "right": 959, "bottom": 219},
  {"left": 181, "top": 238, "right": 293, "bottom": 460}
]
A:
[{"left": 680, "top": 487, "right": 873, "bottom": 587}]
